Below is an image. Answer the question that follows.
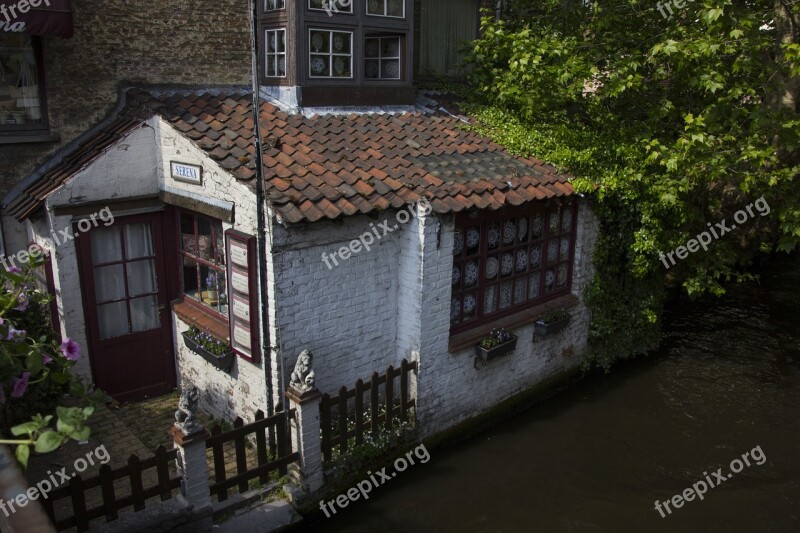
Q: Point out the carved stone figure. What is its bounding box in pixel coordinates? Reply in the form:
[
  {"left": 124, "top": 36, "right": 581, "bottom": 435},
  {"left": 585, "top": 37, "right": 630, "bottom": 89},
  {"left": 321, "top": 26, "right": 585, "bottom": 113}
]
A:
[
  {"left": 290, "top": 350, "right": 315, "bottom": 392},
  {"left": 174, "top": 385, "right": 202, "bottom": 436}
]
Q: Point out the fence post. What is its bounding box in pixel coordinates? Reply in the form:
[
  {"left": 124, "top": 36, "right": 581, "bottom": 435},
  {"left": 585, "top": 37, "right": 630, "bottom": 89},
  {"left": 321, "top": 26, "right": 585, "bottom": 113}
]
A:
[
  {"left": 171, "top": 384, "right": 212, "bottom": 530},
  {"left": 285, "top": 385, "right": 324, "bottom": 496}
]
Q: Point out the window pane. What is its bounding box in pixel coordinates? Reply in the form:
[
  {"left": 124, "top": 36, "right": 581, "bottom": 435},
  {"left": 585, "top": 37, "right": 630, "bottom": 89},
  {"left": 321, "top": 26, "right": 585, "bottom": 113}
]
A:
[
  {"left": 197, "top": 218, "right": 214, "bottom": 261},
  {"left": 387, "top": 0, "right": 403, "bottom": 17},
  {"left": 180, "top": 212, "right": 196, "bottom": 252},
  {"left": 367, "top": 0, "right": 384, "bottom": 14},
  {"left": 464, "top": 260, "right": 479, "bottom": 287},
  {"left": 127, "top": 259, "right": 157, "bottom": 297},
  {"left": 310, "top": 31, "right": 329, "bottom": 53},
  {"left": 544, "top": 269, "right": 556, "bottom": 292},
  {"left": 528, "top": 272, "right": 541, "bottom": 300},
  {"left": 382, "top": 60, "right": 400, "bottom": 79},
  {"left": 130, "top": 296, "right": 160, "bottom": 332},
  {"left": 310, "top": 55, "right": 330, "bottom": 76},
  {"left": 94, "top": 264, "right": 126, "bottom": 303},
  {"left": 531, "top": 213, "right": 544, "bottom": 239},
  {"left": 366, "top": 59, "right": 380, "bottom": 79},
  {"left": 125, "top": 223, "right": 154, "bottom": 259},
  {"left": 462, "top": 292, "right": 477, "bottom": 320},
  {"left": 556, "top": 264, "right": 568, "bottom": 288},
  {"left": 90, "top": 227, "right": 122, "bottom": 264},
  {"left": 0, "top": 33, "right": 43, "bottom": 128},
  {"left": 365, "top": 39, "right": 380, "bottom": 58},
  {"left": 181, "top": 256, "right": 200, "bottom": 297},
  {"left": 97, "top": 301, "right": 129, "bottom": 339},
  {"left": 483, "top": 284, "right": 497, "bottom": 314},
  {"left": 332, "top": 56, "right": 350, "bottom": 78},
  {"left": 513, "top": 280, "right": 526, "bottom": 304},
  {"left": 499, "top": 281, "right": 513, "bottom": 310}
]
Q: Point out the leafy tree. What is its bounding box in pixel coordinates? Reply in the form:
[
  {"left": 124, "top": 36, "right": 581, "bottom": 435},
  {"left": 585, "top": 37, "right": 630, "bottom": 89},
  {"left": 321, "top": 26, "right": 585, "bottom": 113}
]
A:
[{"left": 462, "top": 0, "right": 799, "bottom": 368}]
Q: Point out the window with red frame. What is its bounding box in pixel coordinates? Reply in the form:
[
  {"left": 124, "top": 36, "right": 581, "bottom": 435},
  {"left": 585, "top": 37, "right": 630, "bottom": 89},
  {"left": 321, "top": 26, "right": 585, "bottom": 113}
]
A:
[
  {"left": 450, "top": 201, "right": 578, "bottom": 333},
  {"left": 178, "top": 211, "right": 228, "bottom": 317}
]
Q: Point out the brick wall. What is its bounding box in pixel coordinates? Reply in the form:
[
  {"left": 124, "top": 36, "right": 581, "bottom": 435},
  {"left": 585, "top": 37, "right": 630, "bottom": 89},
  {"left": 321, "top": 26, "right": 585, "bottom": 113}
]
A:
[{"left": 0, "top": 0, "right": 252, "bottom": 200}]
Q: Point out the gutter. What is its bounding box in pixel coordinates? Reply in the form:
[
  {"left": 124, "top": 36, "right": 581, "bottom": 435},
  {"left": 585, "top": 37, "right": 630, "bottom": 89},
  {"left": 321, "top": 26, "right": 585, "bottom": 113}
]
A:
[{"left": 249, "top": 0, "right": 275, "bottom": 417}]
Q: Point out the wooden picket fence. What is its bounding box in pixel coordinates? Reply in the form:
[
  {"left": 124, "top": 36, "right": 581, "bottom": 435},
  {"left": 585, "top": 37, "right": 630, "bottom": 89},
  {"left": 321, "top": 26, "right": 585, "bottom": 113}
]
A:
[
  {"left": 320, "top": 359, "right": 418, "bottom": 463},
  {"left": 43, "top": 445, "right": 181, "bottom": 532},
  {"left": 206, "top": 407, "right": 299, "bottom": 502}
]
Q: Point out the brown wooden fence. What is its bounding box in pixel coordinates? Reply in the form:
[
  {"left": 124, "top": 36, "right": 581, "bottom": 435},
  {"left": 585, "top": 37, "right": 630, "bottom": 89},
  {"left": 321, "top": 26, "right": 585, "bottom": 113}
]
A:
[
  {"left": 320, "top": 359, "right": 418, "bottom": 463},
  {"left": 206, "top": 407, "right": 299, "bottom": 502},
  {"left": 43, "top": 445, "right": 180, "bottom": 532}
]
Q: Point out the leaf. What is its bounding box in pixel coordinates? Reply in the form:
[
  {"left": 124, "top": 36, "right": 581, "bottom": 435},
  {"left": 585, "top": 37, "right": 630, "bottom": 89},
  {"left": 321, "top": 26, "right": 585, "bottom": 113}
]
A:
[
  {"left": 34, "top": 431, "right": 64, "bottom": 454},
  {"left": 70, "top": 427, "right": 90, "bottom": 441},
  {"left": 15, "top": 445, "right": 30, "bottom": 468},
  {"left": 56, "top": 418, "right": 74, "bottom": 435},
  {"left": 50, "top": 372, "right": 70, "bottom": 384},
  {"left": 26, "top": 352, "right": 43, "bottom": 377},
  {"left": 11, "top": 421, "right": 40, "bottom": 436}
]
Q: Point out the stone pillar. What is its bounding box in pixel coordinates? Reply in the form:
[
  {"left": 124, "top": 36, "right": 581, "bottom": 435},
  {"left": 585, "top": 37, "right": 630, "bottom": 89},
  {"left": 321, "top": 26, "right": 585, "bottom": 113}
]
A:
[
  {"left": 285, "top": 386, "right": 324, "bottom": 495},
  {"left": 170, "top": 426, "right": 211, "bottom": 510}
]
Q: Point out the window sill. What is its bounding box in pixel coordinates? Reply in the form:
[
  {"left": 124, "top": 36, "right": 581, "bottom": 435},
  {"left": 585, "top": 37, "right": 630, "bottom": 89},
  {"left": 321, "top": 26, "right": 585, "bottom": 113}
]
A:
[
  {"left": 447, "top": 293, "right": 580, "bottom": 353},
  {"left": 171, "top": 295, "right": 229, "bottom": 342},
  {"left": 0, "top": 132, "right": 59, "bottom": 144}
]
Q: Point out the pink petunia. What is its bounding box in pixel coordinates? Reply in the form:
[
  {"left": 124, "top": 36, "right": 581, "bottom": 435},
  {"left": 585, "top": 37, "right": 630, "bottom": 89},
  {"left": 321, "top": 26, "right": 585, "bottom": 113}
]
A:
[
  {"left": 60, "top": 338, "right": 80, "bottom": 361},
  {"left": 11, "top": 372, "right": 30, "bottom": 399},
  {"left": 42, "top": 354, "right": 53, "bottom": 365}
]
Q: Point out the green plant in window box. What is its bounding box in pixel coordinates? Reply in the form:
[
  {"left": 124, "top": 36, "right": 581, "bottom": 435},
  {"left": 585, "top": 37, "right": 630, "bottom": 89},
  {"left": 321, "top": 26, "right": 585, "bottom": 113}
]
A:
[
  {"left": 475, "top": 328, "right": 518, "bottom": 362},
  {"left": 534, "top": 309, "right": 571, "bottom": 337},
  {"left": 182, "top": 326, "right": 234, "bottom": 372}
]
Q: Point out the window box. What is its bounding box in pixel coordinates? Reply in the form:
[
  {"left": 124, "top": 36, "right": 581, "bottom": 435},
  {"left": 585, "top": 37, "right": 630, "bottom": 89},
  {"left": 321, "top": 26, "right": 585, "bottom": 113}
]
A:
[
  {"left": 181, "top": 331, "right": 235, "bottom": 372},
  {"left": 534, "top": 310, "right": 571, "bottom": 337},
  {"left": 475, "top": 329, "right": 518, "bottom": 362}
]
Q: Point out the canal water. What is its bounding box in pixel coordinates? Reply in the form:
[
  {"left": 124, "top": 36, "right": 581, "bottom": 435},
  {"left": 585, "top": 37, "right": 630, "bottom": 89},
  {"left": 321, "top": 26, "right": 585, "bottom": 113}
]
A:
[{"left": 315, "top": 255, "right": 800, "bottom": 533}]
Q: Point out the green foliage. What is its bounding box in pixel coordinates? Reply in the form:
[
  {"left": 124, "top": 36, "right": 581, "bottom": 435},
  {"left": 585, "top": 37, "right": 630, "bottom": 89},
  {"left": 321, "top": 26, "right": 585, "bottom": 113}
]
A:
[
  {"left": 186, "top": 326, "right": 231, "bottom": 357},
  {"left": 463, "top": 0, "right": 800, "bottom": 368},
  {"left": 540, "top": 309, "right": 570, "bottom": 324}
]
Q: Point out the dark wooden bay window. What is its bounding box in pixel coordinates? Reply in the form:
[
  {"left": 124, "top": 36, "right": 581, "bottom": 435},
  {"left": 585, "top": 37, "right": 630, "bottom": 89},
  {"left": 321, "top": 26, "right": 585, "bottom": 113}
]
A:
[
  {"left": 450, "top": 201, "right": 578, "bottom": 333},
  {"left": 0, "top": 33, "right": 50, "bottom": 139}
]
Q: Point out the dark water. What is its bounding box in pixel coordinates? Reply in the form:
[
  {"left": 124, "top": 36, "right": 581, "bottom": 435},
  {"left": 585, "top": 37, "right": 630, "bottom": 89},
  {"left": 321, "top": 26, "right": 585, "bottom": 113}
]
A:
[{"left": 314, "top": 255, "right": 800, "bottom": 533}]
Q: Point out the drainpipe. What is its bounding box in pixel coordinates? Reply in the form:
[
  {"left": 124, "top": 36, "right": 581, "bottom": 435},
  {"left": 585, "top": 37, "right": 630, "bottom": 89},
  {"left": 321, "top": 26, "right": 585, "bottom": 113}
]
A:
[{"left": 249, "top": 0, "right": 275, "bottom": 417}]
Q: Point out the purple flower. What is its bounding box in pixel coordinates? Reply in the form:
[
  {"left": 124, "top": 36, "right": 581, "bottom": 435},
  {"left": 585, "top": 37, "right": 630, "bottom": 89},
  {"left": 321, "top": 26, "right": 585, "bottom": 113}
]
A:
[
  {"left": 42, "top": 354, "right": 53, "bottom": 365},
  {"left": 14, "top": 293, "right": 28, "bottom": 312},
  {"left": 11, "top": 372, "right": 30, "bottom": 398},
  {"left": 60, "top": 338, "right": 80, "bottom": 361},
  {"left": 6, "top": 266, "right": 21, "bottom": 274},
  {"left": 7, "top": 328, "right": 25, "bottom": 342}
]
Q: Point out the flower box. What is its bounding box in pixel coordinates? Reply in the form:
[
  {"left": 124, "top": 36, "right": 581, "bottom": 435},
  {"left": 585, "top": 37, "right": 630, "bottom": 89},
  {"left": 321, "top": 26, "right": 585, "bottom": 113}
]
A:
[
  {"left": 181, "top": 331, "right": 234, "bottom": 372},
  {"left": 534, "top": 315, "right": 570, "bottom": 337},
  {"left": 475, "top": 334, "right": 518, "bottom": 362}
]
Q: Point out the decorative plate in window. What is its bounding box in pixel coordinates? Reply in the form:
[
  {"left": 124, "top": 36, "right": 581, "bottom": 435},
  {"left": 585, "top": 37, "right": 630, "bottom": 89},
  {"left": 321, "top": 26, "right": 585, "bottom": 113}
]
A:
[
  {"left": 485, "top": 256, "right": 499, "bottom": 279},
  {"left": 366, "top": 39, "right": 380, "bottom": 57},
  {"left": 545, "top": 270, "right": 555, "bottom": 289},
  {"left": 333, "top": 34, "right": 345, "bottom": 52},
  {"left": 453, "top": 231, "right": 464, "bottom": 255},
  {"left": 529, "top": 273, "right": 540, "bottom": 299},
  {"left": 530, "top": 245, "right": 542, "bottom": 267},
  {"left": 333, "top": 56, "right": 346, "bottom": 76},
  {"left": 383, "top": 60, "right": 400, "bottom": 79},
  {"left": 499, "top": 282, "right": 513, "bottom": 309},
  {"left": 452, "top": 266, "right": 460, "bottom": 286},
  {"left": 557, "top": 265, "right": 568, "bottom": 287},
  {"left": 450, "top": 298, "right": 461, "bottom": 321},
  {"left": 532, "top": 214, "right": 544, "bottom": 237},
  {"left": 547, "top": 241, "right": 558, "bottom": 263},
  {"left": 464, "top": 261, "right": 479, "bottom": 286},
  {"left": 383, "top": 38, "right": 400, "bottom": 56},
  {"left": 515, "top": 249, "right": 527, "bottom": 272},
  {"left": 501, "top": 253, "right": 514, "bottom": 276},
  {"left": 514, "top": 282, "right": 526, "bottom": 304},
  {"left": 365, "top": 60, "right": 379, "bottom": 78},
  {"left": 503, "top": 221, "right": 515, "bottom": 244},
  {"left": 311, "top": 57, "right": 326, "bottom": 75},
  {"left": 387, "top": 0, "right": 403, "bottom": 16},
  {"left": 368, "top": 0, "right": 381, "bottom": 13},
  {"left": 560, "top": 237, "right": 571, "bottom": 259},
  {"left": 463, "top": 294, "right": 476, "bottom": 314},
  {"left": 277, "top": 57, "right": 286, "bottom": 76},
  {"left": 518, "top": 218, "right": 528, "bottom": 241},
  {"left": 311, "top": 32, "right": 325, "bottom": 52},
  {"left": 484, "top": 285, "right": 497, "bottom": 314},
  {"left": 549, "top": 212, "right": 560, "bottom": 233},
  {"left": 487, "top": 223, "right": 501, "bottom": 248},
  {"left": 466, "top": 227, "right": 480, "bottom": 249}
]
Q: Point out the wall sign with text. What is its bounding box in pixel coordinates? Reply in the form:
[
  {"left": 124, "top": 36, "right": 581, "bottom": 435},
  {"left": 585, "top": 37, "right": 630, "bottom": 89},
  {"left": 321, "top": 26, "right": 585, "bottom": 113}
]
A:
[
  {"left": 170, "top": 161, "right": 203, "bottom": 185},
  {"left": 225, "top": 230, "right": 259, "bottom": 363}
]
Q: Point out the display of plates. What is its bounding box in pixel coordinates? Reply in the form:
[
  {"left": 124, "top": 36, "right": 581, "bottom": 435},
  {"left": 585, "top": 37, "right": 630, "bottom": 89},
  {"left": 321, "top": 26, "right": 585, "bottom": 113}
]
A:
[
  {"left": 501, "top": 253, "right": 514, "bottom": 276},
  {"left": 499, "top": 282, "right": 513, "bottom": 309},
  {"left": 503, "top": 221, "right": 516, "bottom": 244},
  {"left": 487, "top": 223, "right": 501, "bottom": 248},
  {"left": 514, "top": 282, "right": 526, "bottom": 304},
  {"left": 484, "top": 286, "right": 497, "bottom": 314},
  {"left": 464, "top": 261, "right": 479, "bottom": 286},
  {"left": 463, "top": 294, "right": 476, "bottom": 314},
  {"left": 516, "top": 249, "right": 527, "bottom": 272},
  {"left": 333, "top": 35, "right": 345, "bottom": 52},
  {"left": 547, "top": 241, "right": 558, "bottom": 263},
  {"left": 452, "top": 266, "right": 460, "bottom": 286},
  {"left": 562, "top": 210, "right": 572, "bottom": 232},
  {"left": 466, "top": 227, "right": 480, "bottom": 249},
  {"left": 549, "top": 212, "right": 560, "bottom": 233},
  {"left": 530, "top": 245, "right": 542, "bottom": 267},
  {"left": 518, "top": 217, "right": 528, "bottom": 241},
  {"left": 560, "top": 237, "right": 571, "bottom": 259},
  {"left": 485, "top": 256, "right": 499, "bottom": 279},
  {"left": 545, "top": 270, "right": 555, "bottom": 289},
  {"left": 311, "top": 32, "right": 324, "bottom": 52},
  {"left": 557, "top": 265, "right": 568, "bottom": 287},
  {"left": 311, "top": 57, "right": 326, "bottom": 75},
  {"left": 453, "top": 231, "right": 464, "bottom": 256},
  {"left": 529, "top": 274, "right": 540, "bottom": 299},
  {"left": 532, "top": 213, "right": 544, "bottom": 237},
  {"left": 450, "top": 298, "right": 461, "bottom": 322}
]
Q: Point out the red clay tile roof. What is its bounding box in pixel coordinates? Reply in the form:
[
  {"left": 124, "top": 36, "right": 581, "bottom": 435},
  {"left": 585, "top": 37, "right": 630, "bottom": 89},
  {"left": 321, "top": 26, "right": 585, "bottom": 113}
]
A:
[{"left": 8, "top": 90, "right": 576, "bottom": 223}]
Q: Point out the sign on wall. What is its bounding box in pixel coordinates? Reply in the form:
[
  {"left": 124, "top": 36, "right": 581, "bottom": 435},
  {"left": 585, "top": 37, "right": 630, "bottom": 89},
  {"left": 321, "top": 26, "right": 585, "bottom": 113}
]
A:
[
  {"left": 225, "top": 230, "right": 259, "bottom": 363},
  {"left": 170, "top": 161, "right": 203, "bottom": 185}
]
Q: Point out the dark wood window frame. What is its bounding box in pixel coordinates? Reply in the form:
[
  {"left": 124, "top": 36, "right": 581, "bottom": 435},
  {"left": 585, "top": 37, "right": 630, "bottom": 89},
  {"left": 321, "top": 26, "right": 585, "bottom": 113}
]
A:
[
  {"left": 308, "top": 27, "right": 354, "bottom": 79},
  {"left": 309, "top": 0, "right": 354, "bottom": 14},
  {"left": 177, "top": 209, "right": 228, "bottom": 324},
  {"left": 265, "top": 28, "right": 288, "bottom": 78},
  {"left": 0, "top": 35, "right": 51, "bottom": 141},
  {"left": 364, "top": 33, "right": 404, "bottom": 81},
  {"left": 450, "top": 200, "right": 579, "bottom": 335},
  {"left": 366, "top": 0, "right": 406, "bottom": 18},
  {"left": 265, "top": 0, "right": 286, "bottom": 11}
]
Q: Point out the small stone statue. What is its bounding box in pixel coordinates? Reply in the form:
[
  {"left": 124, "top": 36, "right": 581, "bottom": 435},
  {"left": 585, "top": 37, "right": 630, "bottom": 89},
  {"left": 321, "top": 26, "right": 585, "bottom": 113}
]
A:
[
  {"left": 174, "top": 385, "right": 202, "bottom": 436},
  {"left": 290, "top": 350, "right": 315, "bottom": 393}
]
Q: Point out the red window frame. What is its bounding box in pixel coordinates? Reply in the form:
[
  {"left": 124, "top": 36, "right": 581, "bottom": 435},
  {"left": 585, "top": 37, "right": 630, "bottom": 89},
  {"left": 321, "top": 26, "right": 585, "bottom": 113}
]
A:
[
  {"left": 450, "top": 200, "right": 578, "bottom": 334},
  {"left": 177, "top": 209, "right": 228, "bottom": 321}
]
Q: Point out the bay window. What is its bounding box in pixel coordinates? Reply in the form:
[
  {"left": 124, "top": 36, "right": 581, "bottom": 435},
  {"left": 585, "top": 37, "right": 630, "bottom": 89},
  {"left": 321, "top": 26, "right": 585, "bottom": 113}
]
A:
[
  {"left": 179, "top": 210, "right": 228, "bottom": 317},
  {"left": 309, "top": 29, "right": 353, "bottom": 78}
]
